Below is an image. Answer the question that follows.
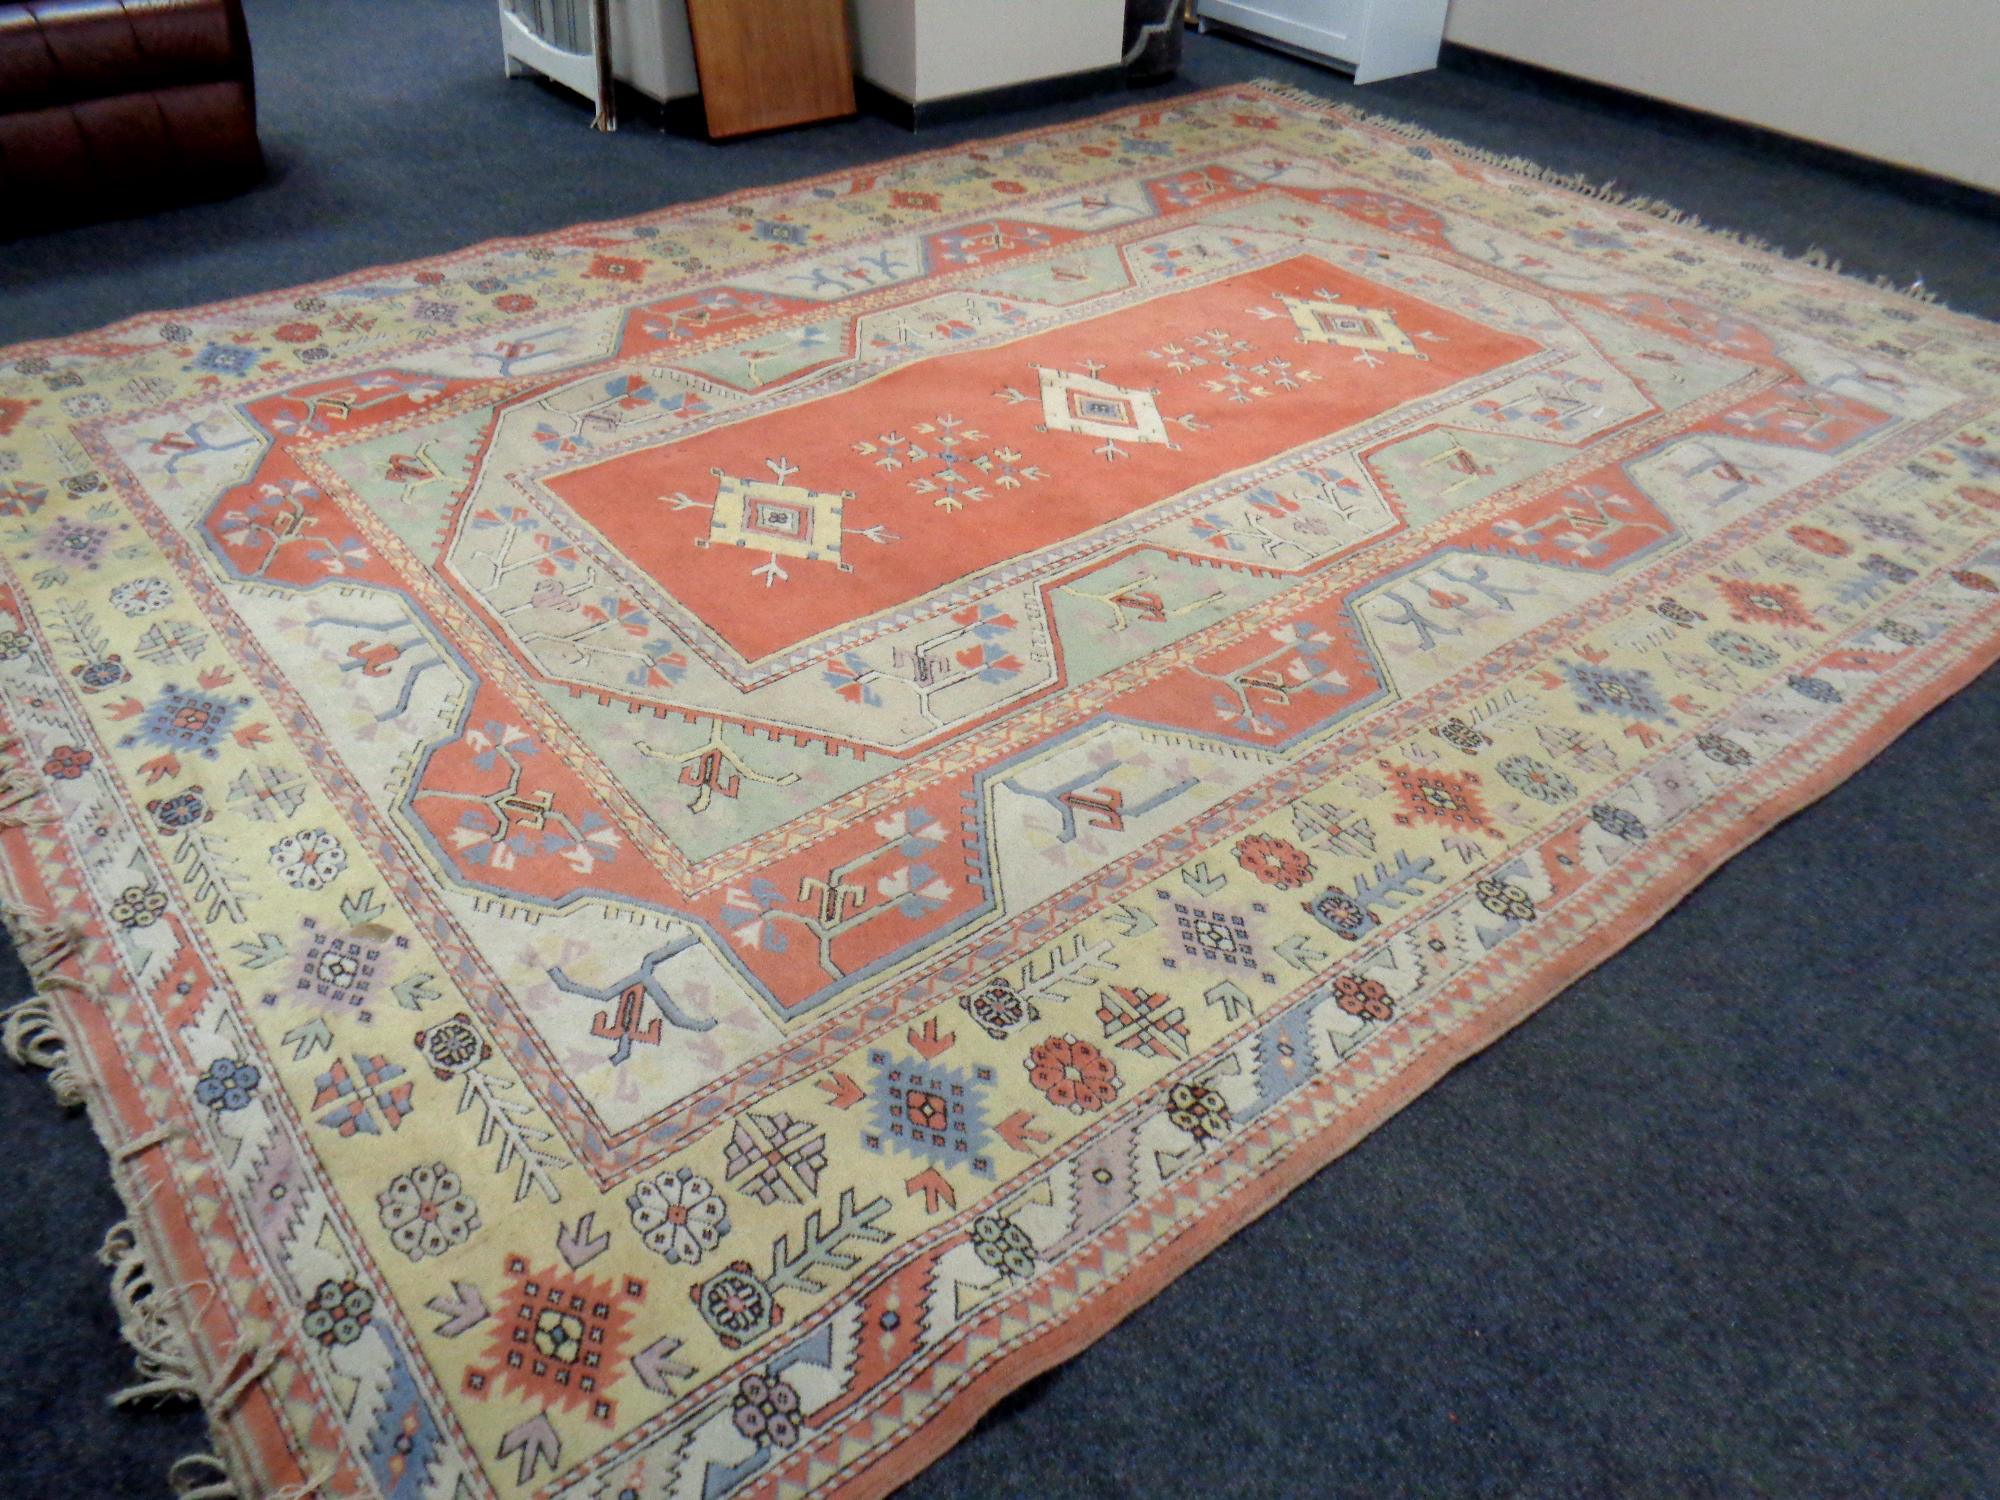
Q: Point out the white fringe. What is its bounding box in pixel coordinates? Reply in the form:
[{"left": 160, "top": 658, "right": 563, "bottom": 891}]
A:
[
  {"left": 100, "top": 1221, "right": 206, "bottom": 1408},
  {"left": 169, "top": 1453, "right": 336, "bottom": 1500},
  {"left": 1245, "top": 78, "right": 1946, "bottom": 306}
]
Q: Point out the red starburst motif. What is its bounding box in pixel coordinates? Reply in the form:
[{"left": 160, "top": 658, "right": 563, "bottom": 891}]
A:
[
  {"left": 1712, "top": 576, "right": 1822, "bottom": 631},
  {"left": 1380, "top": 759, "right": 1498, "bottom": 837},
  {"left": 1787, "top": 525, "right": 1850, "bottom": 556},
  {"left": 585, "top": 255, "right": 646, "bottom": 282},
  {"left": 463, "top": 1257, "right": 645, "bottom": 1427}
]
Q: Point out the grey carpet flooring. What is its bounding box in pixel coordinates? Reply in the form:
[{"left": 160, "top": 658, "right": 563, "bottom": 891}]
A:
[{"left": 1, "top": 4, "right": 1995, "bottom": 1496}]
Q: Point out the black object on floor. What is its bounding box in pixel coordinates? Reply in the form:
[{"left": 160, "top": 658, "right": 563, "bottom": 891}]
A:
[{"left": 1, "top": 5, "right": 1995, "bottom": 1496}]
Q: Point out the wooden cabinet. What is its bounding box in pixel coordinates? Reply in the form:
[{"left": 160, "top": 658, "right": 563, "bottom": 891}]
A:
[
  {"left": 683, "top": 0, "right": 855, "bottom": 137},
  {"left": 1195, "top": 0, "right": 1448, "bottom": 83}
]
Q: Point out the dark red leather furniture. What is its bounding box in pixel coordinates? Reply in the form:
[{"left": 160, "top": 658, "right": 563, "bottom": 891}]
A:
[{"left": 0, "top": 0, "right": 263, "bottom": 231}]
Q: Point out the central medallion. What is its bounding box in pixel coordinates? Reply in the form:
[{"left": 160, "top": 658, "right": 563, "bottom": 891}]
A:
[{"left": 531, "top": 255, "right": 1537, "bottom": 665}]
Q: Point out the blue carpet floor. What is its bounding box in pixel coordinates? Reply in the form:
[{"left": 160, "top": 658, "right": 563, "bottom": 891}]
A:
[{"left": 2, "top": 4, "right": 1995, "bottom": 1495}]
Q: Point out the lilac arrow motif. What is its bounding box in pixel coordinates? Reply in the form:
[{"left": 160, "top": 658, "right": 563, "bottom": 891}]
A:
[
  {"left": 424, "top": 1281, "right": 489, "bottom": 1338},
  {"left": 631, "top": 1336, "right": 695, "bottom": 1394},
  {"left": 557, "top": 1211, "right": 611, "bottom": 1269},
  {"left": 498, "top": 1411, "right": 561, "bottom": 1485}
]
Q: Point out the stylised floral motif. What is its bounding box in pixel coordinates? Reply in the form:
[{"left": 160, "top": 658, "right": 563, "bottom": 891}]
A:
[
  {"left": 1496, "top": 754, "right": 1576, "bottom": 805},
  {"left": 1165, "top": 1079, "right": 1234, "bottom": 1141},
  {"left": 1651, "top": 597, "right": 1707, "bottom": 626},
  {"left": 1708, "top": 630, "right": 1780, "bottom": 668},
  {"left": 71, "top": 655, "right": 129, "bottom": 691},
  {"left": 1431, "top": 715, "right": 1489, "bottom": 753},
  {"left": 732, "top": 1372, "right": 802, "bottom": 1449},
  {"left": 958, "top": 977, "right": 1039, "bottom": 1041},
  {"left": 1787, "top": 674, "right": 1843, "bottom": 704},
  {"left": 1304, "top": 886, "right": 1371, "bottom": 941},
  {"left": 1233, "top": 832, "right": 1315, "bottom": 888},
  {"left": 1589, "top": 804, "right": 1648, "bottom": 842},
  {"left": 108, "top": 577, "right": 173, "bottom": 615},
  {"left": 110, "top": 885, "right": 168, "bottom": 928},
  {"left": 1329, "top": 973, "right": 1394, "bottom": 1022},
  {"left": 1475, "top": 877, "right": 1536, "bottom": 923},
  {"left": 1952, "top": 569, "right": 1998, "bottom": 594},
  {"left": 302, "top": 1279, "right": 375, "bottom": 1347},
  {"left": 969, "top": 1214, "right": 1037, "bottom": 1277},
  {"left": 194, "top": 1057, "right": 260, "bottom": 1111},
  {"left": 413, "top": 1013, "right": 491, "bottom": 1080},
  {"left": 627, "top": 1166, "right": 731, "bottom": 1265},
  {"left": 695, "top": 1261, "right": 780, "bottom": 1350},
  {"left": 1696, "top": 732, "right": 1752, "bottom": 767},
  {"left": 1861, "top": 553, "right": 1917, "bottom": 583},
  {"left": 269, "top": 828, "right": 346, "bottom": 890},
  {"left": 1853, "top": 511, "right": 1925, "bottom": 547},
  {"left": 41, "top": 745, "right": 90, "bottom": 779},
  {"left": 377, "top": 1163, "right": 480, "bottom": 1262},
  {"left": 1877, "top": 618, "right": 1925, "bottom": 647},
  {"left": 1024, "top": 1034, "right": 1120, "bottom": 1114},
  {"left": 146, "top": 785, "right": 211, "bottom": 830}
]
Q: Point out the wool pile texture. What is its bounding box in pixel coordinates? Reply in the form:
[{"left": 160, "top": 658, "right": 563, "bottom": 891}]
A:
[{"left": 1, "top": 82, "right": 1996, "bottom": 1500}]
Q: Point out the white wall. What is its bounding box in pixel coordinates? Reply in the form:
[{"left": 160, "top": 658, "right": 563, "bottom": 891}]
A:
[
  {"left": 609, "top": 0, "right": 700, "bottom": 103},
  {"left": 850, "top": 0, "right": 920, "bottom": 101},
  {"left": 1443, "top": 0, "right": 2000, "bottom": 194},
  {"left": 853, "top": 0, "right": 1125, "bottom": 103}
]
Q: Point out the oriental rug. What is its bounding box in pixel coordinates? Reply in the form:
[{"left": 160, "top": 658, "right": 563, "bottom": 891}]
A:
[{"left": 2, "top": 82, "right": 1997, "bottom": 1500}]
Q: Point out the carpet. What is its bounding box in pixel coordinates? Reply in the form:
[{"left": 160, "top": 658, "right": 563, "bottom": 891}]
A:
[{"left": 1, "top": 80, "right": 1996, "bottom": 1500}]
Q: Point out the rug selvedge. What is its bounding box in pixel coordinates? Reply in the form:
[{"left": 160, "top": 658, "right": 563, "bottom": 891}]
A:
[{"left": 1, "top": 82, "right": 1997, "bottom": 1500}]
